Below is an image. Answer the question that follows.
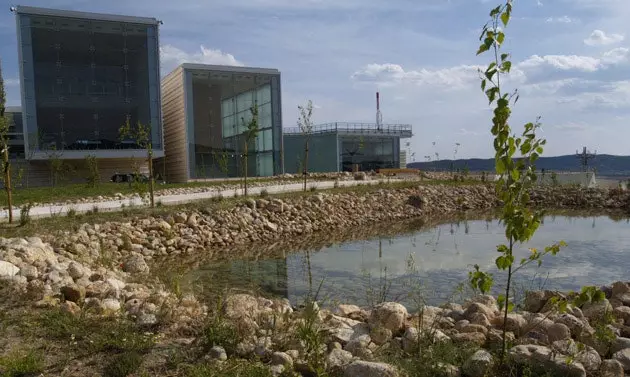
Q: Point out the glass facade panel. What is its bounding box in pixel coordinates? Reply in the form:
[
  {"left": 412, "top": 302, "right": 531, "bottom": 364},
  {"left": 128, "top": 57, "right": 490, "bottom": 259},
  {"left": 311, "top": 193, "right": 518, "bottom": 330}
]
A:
[
  {"left": 18, "top": 12, "right": 161, "bottom": 153},
  {"left": 189, "top": 70, "right": 280, "bottom": 179},
  {"left": 340, "top": 137, "right": 397, "bottom": 171}
]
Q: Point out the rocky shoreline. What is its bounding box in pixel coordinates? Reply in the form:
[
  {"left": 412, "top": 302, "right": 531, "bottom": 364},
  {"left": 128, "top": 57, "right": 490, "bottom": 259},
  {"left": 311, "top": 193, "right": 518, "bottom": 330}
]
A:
[{"left": 0, "top": 183, "right": 629, "bottom": 376}]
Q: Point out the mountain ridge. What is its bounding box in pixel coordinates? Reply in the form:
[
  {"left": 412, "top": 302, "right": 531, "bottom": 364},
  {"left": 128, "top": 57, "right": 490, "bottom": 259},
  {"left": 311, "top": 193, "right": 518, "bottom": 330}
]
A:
[{"left": 407, "top": 154, "right": 630, "bottom": 176}]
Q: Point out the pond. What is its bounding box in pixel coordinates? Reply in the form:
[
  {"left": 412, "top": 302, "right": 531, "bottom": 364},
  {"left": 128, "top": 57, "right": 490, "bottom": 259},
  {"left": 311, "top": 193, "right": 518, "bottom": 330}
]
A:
[{"left": 189, "top": 214, "right": 630, "bottom": 308}]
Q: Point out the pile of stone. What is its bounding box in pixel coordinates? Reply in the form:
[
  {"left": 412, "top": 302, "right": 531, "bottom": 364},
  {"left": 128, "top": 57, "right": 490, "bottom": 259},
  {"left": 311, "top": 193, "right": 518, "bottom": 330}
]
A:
[
  {"left": 202, "top": 284, "right": 630, "bottom": 377},
  {"left": 0, "top": 237, "right": 205, "bottom": 328},
  {"left": 43, "top": 185, "right": 497, "bottom": 267}
]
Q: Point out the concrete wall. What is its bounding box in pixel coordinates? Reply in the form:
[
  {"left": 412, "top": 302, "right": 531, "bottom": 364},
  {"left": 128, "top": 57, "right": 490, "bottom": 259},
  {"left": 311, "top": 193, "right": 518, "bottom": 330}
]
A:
[{"left": 283, "top": 133, "right": 339, "bottom": 173}]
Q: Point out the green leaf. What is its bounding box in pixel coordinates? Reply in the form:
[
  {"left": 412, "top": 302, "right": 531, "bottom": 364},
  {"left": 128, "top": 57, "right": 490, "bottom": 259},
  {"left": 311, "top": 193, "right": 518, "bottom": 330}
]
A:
[
  {"left": 501, "top": 53, "right": 509, "bottom": 61},
  {"left": 496, "top": 158, "right": 506, "bottom": 174},
  {"left": 477, "top": 43, "right": 490, "bottom": 55},
  {"left": 497, "top": 32, "right": 505, "bottom": 45},
  {"left": 501, "top": 11, "right": 510, "bottom": 27},
  {"left": 501, "top": 61, "right": 512, "bottom": 72},
  {"left": 481, "top": 80, "right": 487, "bottom": 91}
]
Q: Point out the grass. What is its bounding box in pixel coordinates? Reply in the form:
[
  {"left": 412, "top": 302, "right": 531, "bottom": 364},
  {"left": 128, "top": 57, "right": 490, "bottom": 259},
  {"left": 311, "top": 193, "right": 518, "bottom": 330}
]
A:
[
  {"left": 0, "top": 350, "right": 44, "bottom": 377},
  {"left": 0, "top": 175, "right": 334, "bottom": 207},
  {"left": 182, "top": 360, "right": 275, "bottom": 377}
]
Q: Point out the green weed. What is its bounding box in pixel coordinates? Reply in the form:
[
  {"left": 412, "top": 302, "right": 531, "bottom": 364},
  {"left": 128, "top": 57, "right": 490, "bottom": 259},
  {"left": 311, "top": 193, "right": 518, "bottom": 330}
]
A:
[{"left": 0, "top": 350, "right": 44, "bottom": 377}]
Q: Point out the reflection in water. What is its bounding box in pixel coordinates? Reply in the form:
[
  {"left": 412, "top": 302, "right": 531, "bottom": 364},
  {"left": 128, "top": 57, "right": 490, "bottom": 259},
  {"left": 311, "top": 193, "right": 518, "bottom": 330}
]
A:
[{"left": 194, "top": 215, "right": 630, "bottom": 307}]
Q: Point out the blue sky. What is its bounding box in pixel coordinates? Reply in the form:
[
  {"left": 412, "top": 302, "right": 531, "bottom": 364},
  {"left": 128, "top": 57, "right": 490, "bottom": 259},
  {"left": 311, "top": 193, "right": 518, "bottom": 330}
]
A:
[{"left": 1, "top": 0, "right": 628, "bottom": 160}]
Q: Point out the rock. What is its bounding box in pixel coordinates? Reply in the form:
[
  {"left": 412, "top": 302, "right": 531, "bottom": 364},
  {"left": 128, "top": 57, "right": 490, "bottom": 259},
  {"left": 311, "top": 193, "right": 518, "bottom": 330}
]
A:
[
  {"left": 0, "top": 260, "right": 19, "bottom": 277},
  {"left": 337, "top": 304, "right": 362, "bottom": 317},
  {"left": 577, "top": 346, "right": 602, "bottom": 372},
  {"left": 451, "top": 332, "right": 486, "bottom": 346},
  {"left": 270, "top": 365, "right": 285, "bottom": 377},
  {"left": 509, "top": 345, "right": 586, "bottom": 377},
  {"left": 102, "top": 298, "right": 121, "bottom": 313},
  {"left": 614, "top": 306, "right": 630, "bottom": 325},
  {"left": 223, "top": 294, "right": 260, "bottom": 320},
  {"left": 157, "top": 220, "right": 172, "bottom": 231},
  {"left": 369, "top": 302, "right": 408, "bottom": 333},
  {"left": 174, "top": 213, "right": 188, "bottom": 224},
  {"left": 468, "top": 313, "right": 491, "bottom": 328},
  {"left": 60, "top": 284, "right": 85, "bottom": 303},
  {"left": 612, "top": 282, "right": 630, "bottom": 297},
  {"left": 556, "top": 314, "right": 592, "bottom": 338},
  {"left": 524, "top": 290, "right": 547, "bottom": 313},
  {"left": 492, "top": 313, "right": 526, "bottom": 335},
  {"left": 613, "top": 348, "right": 630, "bottom": 371},
  {"left": 209, "top": 346, "right": 227, "bottom": 361},
  {"left": 345, "top": 334, "right": 371, "bottom": 358},
  {"left": 464, "top": 303, "right": 495, "bottom": 321},
  {"left": 271, "top": 352, "right": 293, "bottom": 368},
  {"left": 344, "top": 361, "right": 399, "bottom": 377},
  {"left": 462, "top": 350, "right": 494, "bottom": 377},
  {"left": 123, "top": 254, "right": 149, "bottom": 274},
  {"left": 60, "top": 301, "right": 81, "bottom": 316},
  {"left": 370, "top": 326, "right": 393, "bottom": 345},
  {"left": 137, "top": 313, "right": 158, "bottom": 327},
  {"left": 582, "top": 299, "right": 614, "bottom": 322},
  {"left": 327, "top": 349, "right": 353, "bottom": 370},
  {"left": 613, "top": 338, "right": 630, "bottom": 354},
  {"left": 547, "top": 323, "right": 572, "bottom": 342},
  {"left": 19, "top": 265, "right": 38, "bottom": 281},
  {"left": 599, "top": 359, "right": 625, "bottom": 377},
  {"left": 236, "top": 341, "right": 255, "bottom": 357},
  {"left": 437, "top": 363, "right": 461, "bottom": 377},
  {"left": 67, "top": 262, "right": 85, "bottom": 280}
]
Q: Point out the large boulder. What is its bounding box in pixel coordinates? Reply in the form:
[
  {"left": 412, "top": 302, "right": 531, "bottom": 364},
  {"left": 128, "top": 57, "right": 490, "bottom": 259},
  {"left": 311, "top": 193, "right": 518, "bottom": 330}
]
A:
[
  {"left": 462, "top": 350, "right": 493, "bottom": 377},
  {"left": 123, "top": 254, "right": 149, "bottom": 274},
  {"left": 368, "top": 302, "right": 408, "bottom": 333},
  {"left": 327, "top": 349, "right": 353, "bottom": 371},
  {"left": 599, "top": 359, "right": 625, "bottom": 377},
  {"left": 612, "top": 348, "right": 630, "bottom": 371},
  {"left": 0, "top": 261, "right": 19, "bottom": 277},
  {"left": 509, "top": 345, "right": 586, "bottom": 377},
  {"left": 582, "top": 299, "right": 614, "bottom": 322},
  {"left": 547, "top": 323, "right": 572, "bottom": 342},
  {"left": 344, "top": 361, "right": 399, "bottom": 377}
]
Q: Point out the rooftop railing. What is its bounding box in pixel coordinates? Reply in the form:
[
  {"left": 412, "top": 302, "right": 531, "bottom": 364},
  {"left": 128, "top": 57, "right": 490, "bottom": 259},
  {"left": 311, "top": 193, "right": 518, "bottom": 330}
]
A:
[{"left": 284, "top": 122, "right": 412, "bottom": 136}]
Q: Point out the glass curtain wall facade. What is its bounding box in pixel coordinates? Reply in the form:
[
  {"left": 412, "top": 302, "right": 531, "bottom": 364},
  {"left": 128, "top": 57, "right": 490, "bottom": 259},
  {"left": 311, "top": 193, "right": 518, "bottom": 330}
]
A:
[
  {"left": 16, "top": 8, "right": 162, "bottom": 156},
  {"left": 187, "top": 68, "right": 281, "bottom": 179},
  {"left": 339, "top": 137, "right": 398, "bottom": 171}
]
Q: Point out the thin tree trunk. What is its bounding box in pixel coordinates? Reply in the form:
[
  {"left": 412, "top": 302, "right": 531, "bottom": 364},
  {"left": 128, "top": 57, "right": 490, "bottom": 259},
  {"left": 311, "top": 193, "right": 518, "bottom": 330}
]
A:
[
  {"left": 243, "top": 139, "right": 248, "bottom": 196},
  {"left": 3, "top": 148, "right": 12, "bottom": 224},
  {"left": 501, "top": 238, "right": 514, "bottom": 363},
  {"left": 303, "top": 140, "right": 309, "bottom": 192},
  {"left": 148, "top": 147, "right": 154, "bottom": 208}
]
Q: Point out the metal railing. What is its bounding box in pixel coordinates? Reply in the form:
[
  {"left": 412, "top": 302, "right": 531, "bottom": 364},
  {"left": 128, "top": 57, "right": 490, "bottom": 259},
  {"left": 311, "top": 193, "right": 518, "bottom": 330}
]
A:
[{"left": 284, "top": 122, "right": 412, "bottom": 136}]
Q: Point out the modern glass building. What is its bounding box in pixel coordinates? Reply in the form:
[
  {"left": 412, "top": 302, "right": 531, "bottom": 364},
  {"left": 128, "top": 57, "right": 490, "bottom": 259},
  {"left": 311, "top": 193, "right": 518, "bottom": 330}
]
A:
[
  {"left": 161, "top": 64, "right": 282, "bottom": 183},
  {"left": 5, "top": 106, "right": 25, "bottom": 160},
  {"left": 283, "top": 122, "right": 413, "bottom": 173},
  {"left": 13, "top": 6, "right": 163, "bottom": 160}
]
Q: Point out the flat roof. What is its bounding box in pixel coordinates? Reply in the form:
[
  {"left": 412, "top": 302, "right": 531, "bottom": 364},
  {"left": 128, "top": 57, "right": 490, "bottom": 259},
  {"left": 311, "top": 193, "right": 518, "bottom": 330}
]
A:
[
  {"left": 181, "top": 63, "right": 280, "bottom": 76},
  {"left": 14, "top": 5, "right": 160, "bottom": 25},
  {"left": 5, "top": 106, "right": 22, "bottom": 113}
]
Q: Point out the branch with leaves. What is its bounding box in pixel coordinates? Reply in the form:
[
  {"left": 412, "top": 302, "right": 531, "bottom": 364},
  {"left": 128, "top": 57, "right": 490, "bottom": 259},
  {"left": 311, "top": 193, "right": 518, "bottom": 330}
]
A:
[
  {"left": 298, "top": 100, "right": 314, "bottom": 192},
  {"left": 468, "top": 0, "right": 565, "bottom": 362},
  {"left": 119, "top": 119, "right": 155, "bottom": 207},
  {"left": 241, "top": 105, "right": 260, "bottom": 196},
  {"left": 0, "top": 59, "right": 13, "bottom": 223}
]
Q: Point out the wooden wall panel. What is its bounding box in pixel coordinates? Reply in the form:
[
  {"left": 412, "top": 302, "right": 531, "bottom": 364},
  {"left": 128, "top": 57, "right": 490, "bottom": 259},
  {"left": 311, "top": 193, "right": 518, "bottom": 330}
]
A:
[{"left": 161, "top": 66, "right": 189, "bottom": 183}]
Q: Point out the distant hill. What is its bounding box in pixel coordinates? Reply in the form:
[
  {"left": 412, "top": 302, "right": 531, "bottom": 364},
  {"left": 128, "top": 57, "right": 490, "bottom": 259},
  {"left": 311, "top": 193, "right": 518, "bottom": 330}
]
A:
[{"left": 408, "top": 154, "right": 630, "bottom": 176}]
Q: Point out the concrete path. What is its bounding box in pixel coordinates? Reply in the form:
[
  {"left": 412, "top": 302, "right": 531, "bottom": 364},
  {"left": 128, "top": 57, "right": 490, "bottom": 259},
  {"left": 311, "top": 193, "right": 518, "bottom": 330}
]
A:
[{"left": 0, "top": 179, "right": 373, "bottom": 221}]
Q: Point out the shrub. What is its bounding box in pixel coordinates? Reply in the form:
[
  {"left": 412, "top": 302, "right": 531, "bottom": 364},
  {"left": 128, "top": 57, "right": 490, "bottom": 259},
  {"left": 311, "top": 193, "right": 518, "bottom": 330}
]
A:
[
  {"left": 19, "top": 202, "right": 33, "bottom": 226},
  {"left": 260, "top": 188, "right": 269, "bottom": 198},
  {"left": 0, "top": 350, "right": 44, "bottom": 377},
  {"left": 103, "top": 352, "right": 143, "bottom": 377}
]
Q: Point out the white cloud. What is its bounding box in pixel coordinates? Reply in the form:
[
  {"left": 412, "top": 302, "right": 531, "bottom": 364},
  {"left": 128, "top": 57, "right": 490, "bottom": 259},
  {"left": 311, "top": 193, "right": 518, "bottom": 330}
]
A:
[
  {"left": 552, "top": 121, "right": 588, "bottom": 131},
  {"left": 3, "top": 78, "right": 19, "bottom": 87},
  {"left": 584, "top": 30, "right": 624, "bottom": 46},
  {"left": 518, "top": 47, "right": 628, "bottom": 72},
  {"left": 160, "top": 45, "right": 243, "bottom": 74},
  {"left": 350, "top": 63, "right": 482, "bottom": 89},
  {"left": 546, "top": 16, "right": 573, "bottom": 23}
]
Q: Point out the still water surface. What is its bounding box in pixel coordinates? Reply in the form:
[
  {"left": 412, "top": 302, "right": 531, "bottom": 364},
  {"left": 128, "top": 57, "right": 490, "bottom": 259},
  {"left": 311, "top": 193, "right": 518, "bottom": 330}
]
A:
[{"left": 192, "top": 215, "right": 630, "bottom": 307}]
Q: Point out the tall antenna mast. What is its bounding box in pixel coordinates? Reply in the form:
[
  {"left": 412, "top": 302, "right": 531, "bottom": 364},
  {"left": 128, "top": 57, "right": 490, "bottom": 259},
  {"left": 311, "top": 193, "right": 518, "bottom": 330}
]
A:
[
  {"left": 376, "top": 91, "right": 383, "bottom": 130},
  {"left": 575, "top": 146, "right": 596, "bottom": 172}
]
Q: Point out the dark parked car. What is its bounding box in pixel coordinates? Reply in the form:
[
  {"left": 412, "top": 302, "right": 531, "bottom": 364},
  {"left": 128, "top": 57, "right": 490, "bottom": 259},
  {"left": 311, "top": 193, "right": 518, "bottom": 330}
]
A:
[{"left": 111, "top": 172, "right": 149, "bottom": 183}]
